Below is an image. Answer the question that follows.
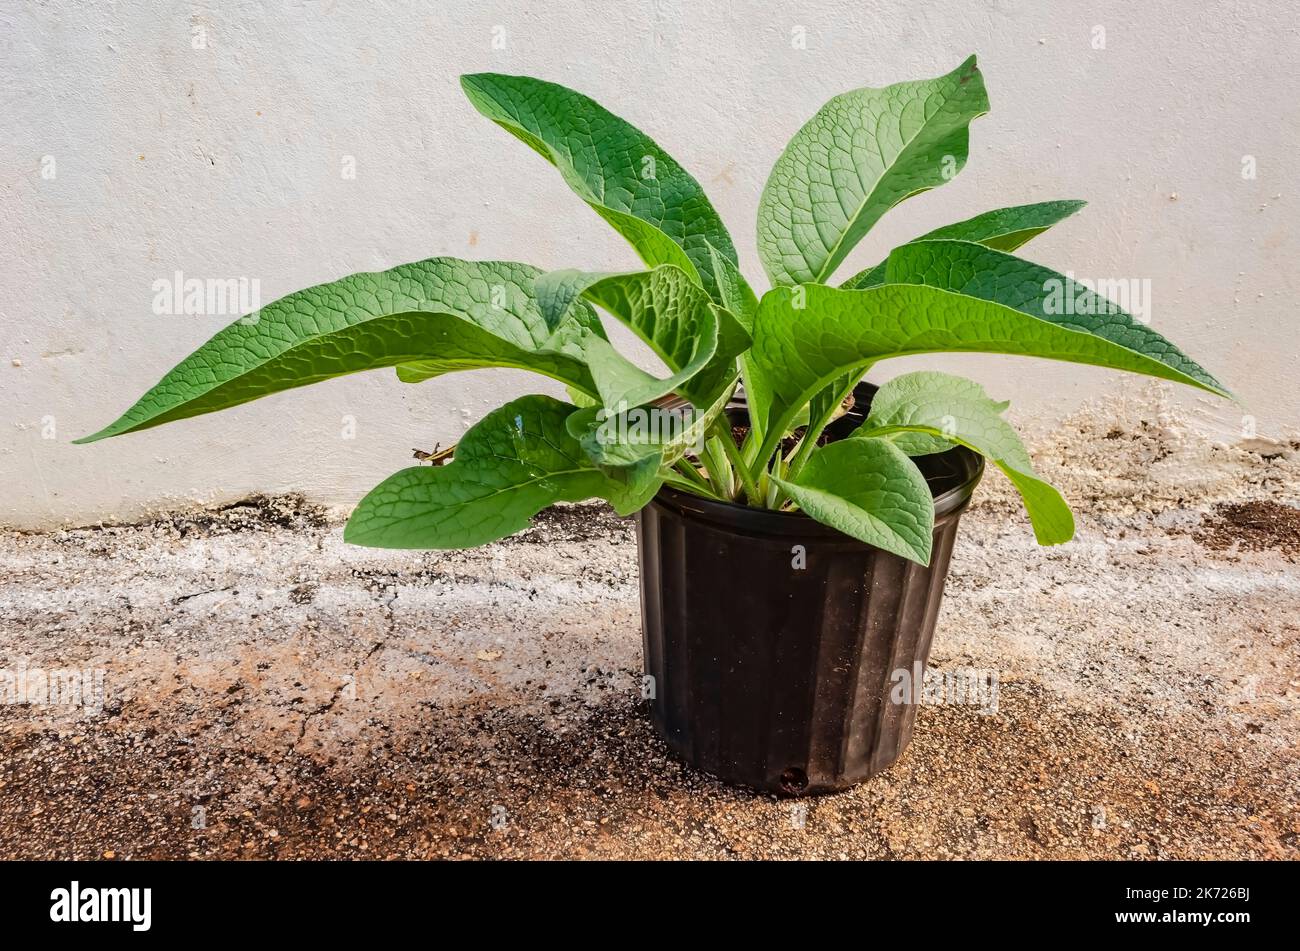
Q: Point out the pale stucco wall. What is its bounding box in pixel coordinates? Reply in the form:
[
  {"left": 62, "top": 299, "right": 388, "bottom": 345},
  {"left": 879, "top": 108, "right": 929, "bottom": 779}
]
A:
[{"left": 2, "top": 0, "right": 1296, "bottom": 528}]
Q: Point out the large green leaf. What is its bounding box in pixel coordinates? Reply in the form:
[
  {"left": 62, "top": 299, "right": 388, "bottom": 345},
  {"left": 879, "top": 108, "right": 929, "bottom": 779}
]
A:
[
  {"left": 76, "top": 259, "right": 602, "bottom": 443},
  {"left": 707, "top": 246, "right": 758, "bottom": 333},
  {"left": 853, "top": 371, "right": 1074, "bottom": 545},
  {"left": 746, "top": 281, "right": 1231, "bottom": 465},
  {"left": 461, "top": 73, "right": 739, "bottom": 300},
  {"left": 756, "top": 55, "right": 989, "bottom": 286},
  {"left": 822, "top": 202, "right": 1087, "bottom": 436},
  {"left": 344, "top": 395, "right": 660, "bottom": 549},
  {"left": 840, "top": 199, "right": 1086, "bottom": 289},
  {"left": 580, "top": 332, "right": 714, "bottom": 412},
  {"left": 536, "top": 265, "right": 749, "bottom": 411},
  {"left": 774, "top": 438, "right": 934, "bottom": 564},
  {"left": 879, "top": 239, "right": 1225, "bottom": 393}
]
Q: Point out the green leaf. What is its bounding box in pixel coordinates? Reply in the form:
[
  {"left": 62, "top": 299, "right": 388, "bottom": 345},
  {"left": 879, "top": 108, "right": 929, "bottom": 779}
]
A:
[
  {"left": 461, "top": 73, "right": 740, "bottom": 300},
  {"left": 538, "top": 265, "right": 749, "bottom": 411},
  {"left": 76, "top": 259, "right": 602, "bottom": 443},
  {"left": 534, "top": 268, "right": 620, "bottom": 332},
  {"left": 828, "top": 203, "right": 1088, "bottom": 425},
  {"left": 918, "top": 199, "right": 1087, "bottom": 251},
  {"left": 580, "top": 331, "right": 714, "bottom": 411},
  {"left": 855, "top": 371, "right": 1074, "bottom": 544},
  {"left": 841, "top": 199, "right": 1087, "bottom": 289},
  {"left": 757, "top": 55, "right": 989, "bottom": 286},
  {"left": 774, "top": 438, "right": 934, "bottom": 564},
  {"left": 746, "top": 281, "right": 1230, "bottom": 465},
  {"left": 565, "top": 384, "right": 599, "bottom": 408},
  {"left": 881, "top": 239, "right": 1226, "bottom": 393},
  {"left": 707, "top": 246, "right": 758, "bottom": 333},
  {"left": 705, "top": 244, "right": 765, "bottom": 445},
  {"left": 999, "top": 470, "right": 1075, "bottom": 546},
  {"left": 344, "top": 395, "right": 660, "bottom": 550}
]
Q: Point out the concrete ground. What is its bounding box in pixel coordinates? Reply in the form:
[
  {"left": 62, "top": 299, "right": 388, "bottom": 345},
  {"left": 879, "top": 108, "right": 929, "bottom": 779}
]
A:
[{"left": 2, "top": 391, "right": 1298, "bottom": 859}]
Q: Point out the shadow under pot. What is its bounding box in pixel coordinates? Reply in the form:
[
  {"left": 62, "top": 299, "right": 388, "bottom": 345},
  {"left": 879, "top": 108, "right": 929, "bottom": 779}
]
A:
[{"left": 635, "top": 381, "right": 984, "bottom": 795}]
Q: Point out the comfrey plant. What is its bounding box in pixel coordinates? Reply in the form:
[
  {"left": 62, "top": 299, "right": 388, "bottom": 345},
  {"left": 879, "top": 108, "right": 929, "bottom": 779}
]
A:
[{"left": 79, "top": 57, "right": 1228, "bottom": 565}]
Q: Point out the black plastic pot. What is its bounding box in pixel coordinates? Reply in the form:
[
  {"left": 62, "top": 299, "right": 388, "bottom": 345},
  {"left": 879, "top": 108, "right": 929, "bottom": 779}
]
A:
[{"left": 635, "top": 382, "right": 984, "bottom": 795}]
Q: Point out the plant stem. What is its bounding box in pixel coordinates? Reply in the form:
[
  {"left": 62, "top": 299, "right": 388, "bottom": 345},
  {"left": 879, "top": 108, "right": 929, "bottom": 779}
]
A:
[
  {"left": 765, "top": 454, "right": 786, "bottom": 508},
  {"left": 740, "top": 417, "right": 761, "bottom": 467},
  {"left": 700, "top": 436, "right": 735, "bottom": 499},
  {"left": 765, "top": 370, "right": 868, "bottom": 509},
  {"left": 669, "top": 460, "right": 724, "bottom": 499},
  {"left": 665, "top": 465, "right": 728, "bottom": 501},
  {"left": 783, "top": 425, "right": 819, "bottom": 480},
  {"left": 784, "top": 371, "right": 866, "bottom": 481},
  {"left": 768, "top": 430, "right": 818, "bottom": 511},
  {"left": 711, "top": 420, "right": 762, "bottom": 505}
]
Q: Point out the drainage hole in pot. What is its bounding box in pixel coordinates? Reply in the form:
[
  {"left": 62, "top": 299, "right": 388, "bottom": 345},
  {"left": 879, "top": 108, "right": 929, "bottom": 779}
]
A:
[{"left": 780, "top": 767, "right": 809, "bottom": 795}]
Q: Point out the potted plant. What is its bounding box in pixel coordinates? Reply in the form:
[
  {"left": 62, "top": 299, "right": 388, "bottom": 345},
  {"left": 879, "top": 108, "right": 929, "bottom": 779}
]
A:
[{"left": 78, "top": 56, "right": 1227, "bottom": 795}]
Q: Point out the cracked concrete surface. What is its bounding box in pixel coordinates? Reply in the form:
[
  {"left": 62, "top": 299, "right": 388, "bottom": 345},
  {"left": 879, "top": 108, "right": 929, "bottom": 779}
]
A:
[{"left": 1, "top": 393, "right": 1297, "bottom": 859}]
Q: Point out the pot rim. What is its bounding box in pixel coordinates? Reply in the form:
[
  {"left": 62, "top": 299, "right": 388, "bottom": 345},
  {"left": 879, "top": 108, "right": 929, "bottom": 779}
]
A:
[
  {"left": 651, "top": 444, "right": 984, "bottom": 539},
  {"left": 648, "top": 378, "right": 985, "bottom": 538}
]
